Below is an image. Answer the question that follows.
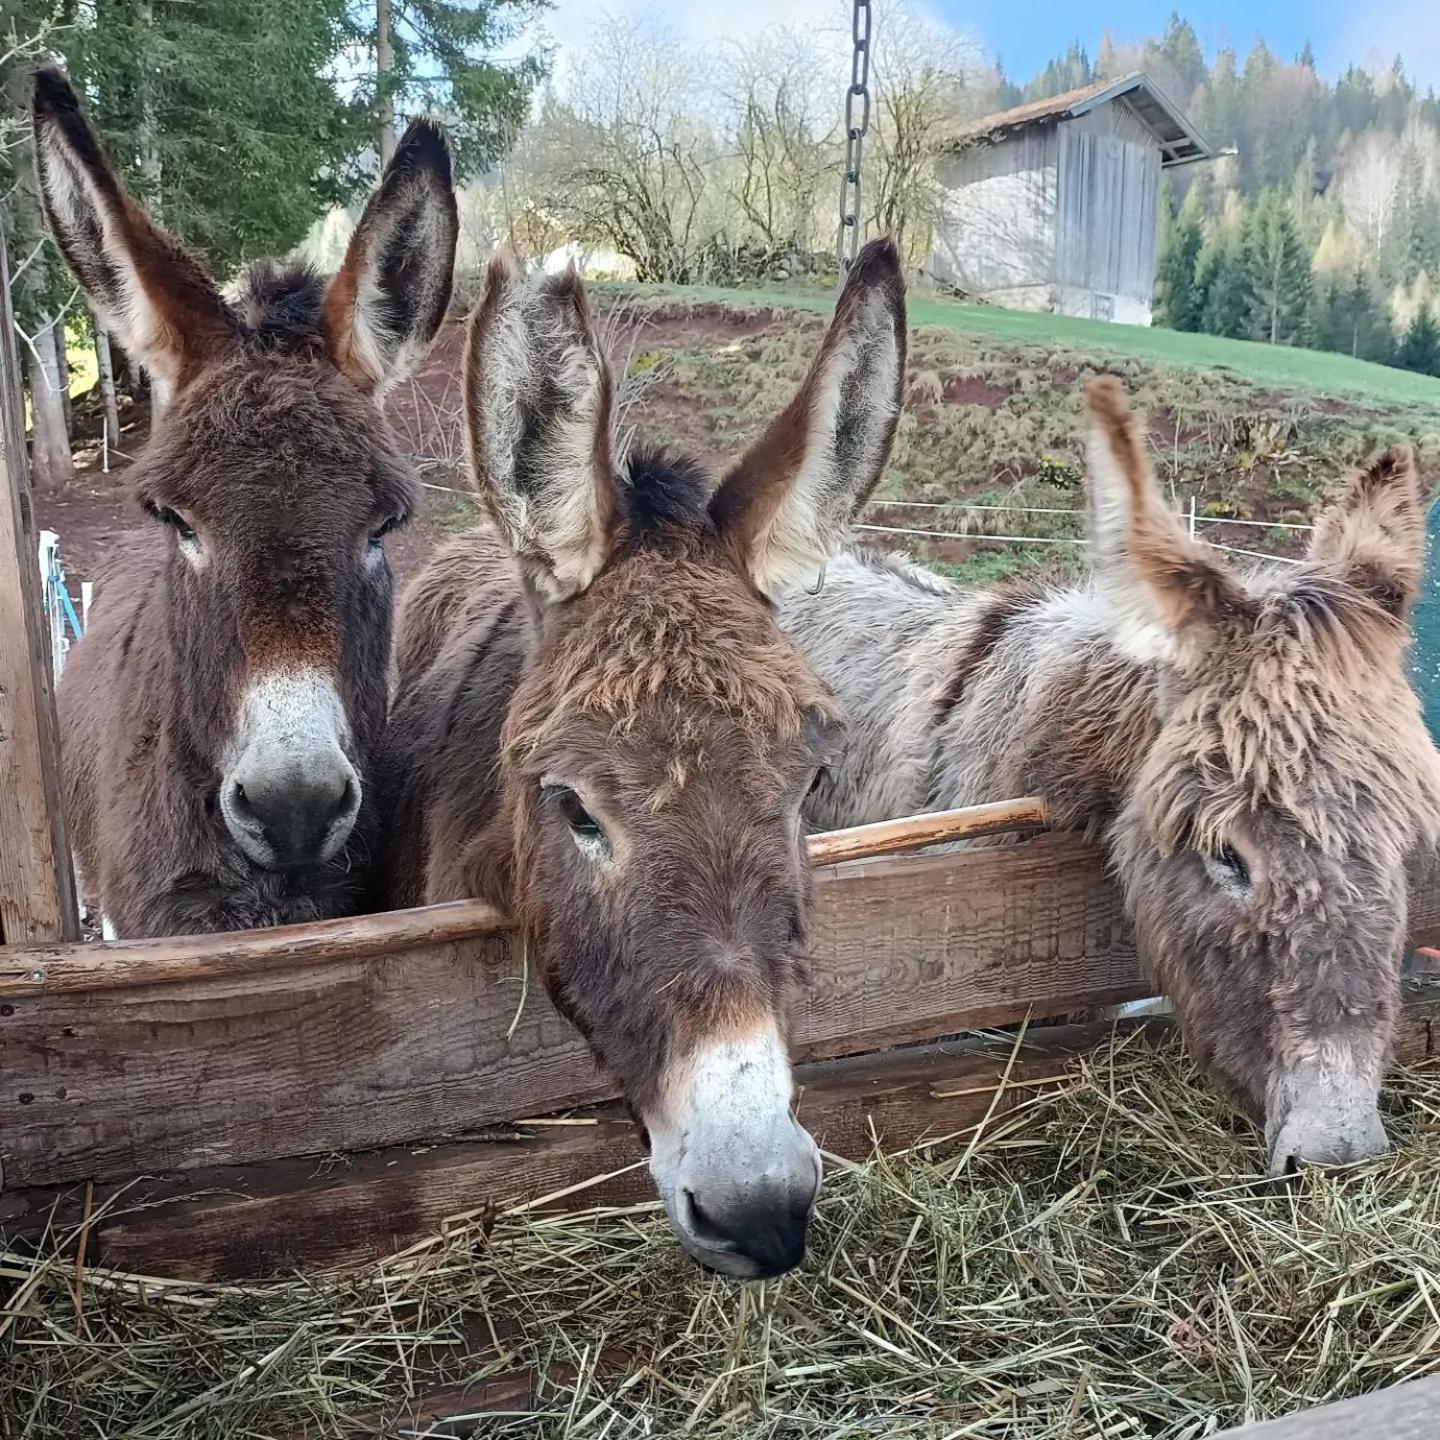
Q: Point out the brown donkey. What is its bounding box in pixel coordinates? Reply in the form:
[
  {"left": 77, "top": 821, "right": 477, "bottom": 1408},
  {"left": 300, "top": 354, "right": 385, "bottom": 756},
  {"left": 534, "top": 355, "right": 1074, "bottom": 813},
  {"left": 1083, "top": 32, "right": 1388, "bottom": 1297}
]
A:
[
  {"left": 378, "top": 242, "right": 906, "bottom": 1277},
  {"left": 33, "top": 68, "right": 458, "bottom": 937},
  {"left": 784, "top": 379, "right": 1440, "bottom": 1174}
]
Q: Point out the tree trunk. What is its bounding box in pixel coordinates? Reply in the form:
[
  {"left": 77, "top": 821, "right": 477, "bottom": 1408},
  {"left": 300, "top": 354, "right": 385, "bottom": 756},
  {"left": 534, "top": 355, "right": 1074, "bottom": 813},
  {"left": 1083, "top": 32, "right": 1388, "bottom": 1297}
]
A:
[
  {"left": 28, "top": 320, "right": 74, "bottom": 488},
  {"left": 137, "top": 1, "right": 162, "bottom": 199},
  {"left": 54, "top": 325, "right": 72, "bottom": 434},
  {"left": 376, "top": 0, "right": 396, "bottom": 170},
  {"left": 95, "top": 322, "right": 121, "bottom": 455}
]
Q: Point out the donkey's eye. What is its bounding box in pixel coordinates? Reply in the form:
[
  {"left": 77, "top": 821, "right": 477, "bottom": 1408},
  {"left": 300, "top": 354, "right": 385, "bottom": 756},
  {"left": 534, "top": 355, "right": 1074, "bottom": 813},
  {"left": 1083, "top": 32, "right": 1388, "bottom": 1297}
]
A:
[
  {"left": 544, "top": 785, "right": 605, "bottom": 844},
  {"left": 1202, "top": 846, "right": 1251, "bottom": 896},
  {"left": 150, "top": 505, "right": 197, "bottom": 544},
  {"left": 808, "top": 764, "right": 832, "bottom": 798},
  {"left": 368, "top": 515, "right": 404, "bottom": 550}
]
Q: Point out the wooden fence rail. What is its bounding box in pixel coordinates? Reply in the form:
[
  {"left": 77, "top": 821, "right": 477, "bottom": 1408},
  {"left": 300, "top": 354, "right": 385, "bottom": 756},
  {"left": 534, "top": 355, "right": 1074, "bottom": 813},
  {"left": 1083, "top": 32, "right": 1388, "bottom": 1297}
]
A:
[{"left": 0, "top": 796, "right": 1049, "bottom": 996}]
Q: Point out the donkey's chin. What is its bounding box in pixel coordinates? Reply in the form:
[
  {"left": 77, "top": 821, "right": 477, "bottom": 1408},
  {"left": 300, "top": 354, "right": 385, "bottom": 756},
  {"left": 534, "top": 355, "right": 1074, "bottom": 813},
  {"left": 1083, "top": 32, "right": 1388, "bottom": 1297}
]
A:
[{"left": 224, "top": 811, "right": 357, "bottom": 874}]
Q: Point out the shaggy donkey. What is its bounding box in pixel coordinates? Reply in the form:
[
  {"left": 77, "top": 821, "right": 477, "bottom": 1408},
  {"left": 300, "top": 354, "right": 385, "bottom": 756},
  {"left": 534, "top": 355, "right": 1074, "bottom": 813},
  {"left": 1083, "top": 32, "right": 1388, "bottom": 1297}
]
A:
[
  {"left": 33, "top": 67, "right": 457, "bottom": 936},
  {"left": 784, "top": 378, "right": 1440, "bottom": 1174},
  {"left": 378, "top": 241, "right": 906, "bottom": 1276}
]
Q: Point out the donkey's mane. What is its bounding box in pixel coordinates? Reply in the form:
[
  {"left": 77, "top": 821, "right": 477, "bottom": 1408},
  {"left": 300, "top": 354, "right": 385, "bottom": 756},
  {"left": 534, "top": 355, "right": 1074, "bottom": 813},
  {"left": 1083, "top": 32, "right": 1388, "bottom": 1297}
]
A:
[
  {"left": 233, "top": 260, "right": 329, "bottom": 346},
  {"left": 622, "top": 446, "right": 714, "bottom": 539}
]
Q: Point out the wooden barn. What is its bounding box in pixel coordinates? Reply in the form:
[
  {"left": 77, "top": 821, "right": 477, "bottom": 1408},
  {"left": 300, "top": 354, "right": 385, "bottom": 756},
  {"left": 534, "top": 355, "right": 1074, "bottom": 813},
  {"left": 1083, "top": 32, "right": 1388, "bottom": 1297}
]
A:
[{"left": 928, "top": 72, "right": 1215, "bottom": 325}]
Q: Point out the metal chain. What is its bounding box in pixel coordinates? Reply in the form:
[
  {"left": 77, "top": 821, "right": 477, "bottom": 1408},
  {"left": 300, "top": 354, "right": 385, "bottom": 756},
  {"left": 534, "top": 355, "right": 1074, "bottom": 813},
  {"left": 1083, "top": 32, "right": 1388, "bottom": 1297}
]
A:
[{"left": 836, "top": 0, "right": 871, "bottom": 282}]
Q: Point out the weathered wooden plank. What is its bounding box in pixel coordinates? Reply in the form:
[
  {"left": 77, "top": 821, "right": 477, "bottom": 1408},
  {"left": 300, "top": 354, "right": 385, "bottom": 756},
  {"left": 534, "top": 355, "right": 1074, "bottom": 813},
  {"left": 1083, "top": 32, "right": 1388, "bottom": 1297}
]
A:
[
  {"left": 4, "top": 837, "right": 1436, "bottom": 1193},
  {"left": 0, "top": 833, "right": 1137, "bottom": 1189},
  {"left": 0, "top": 1021, "right": 1154, "bottom": 1278},
  {"left": 1213, "top": 1375, "right": 1440, "bottom": 1439},
  {"left": 7, "top": 993, "right": 1436, "bottom": 1281},
  {"left": 0, "top": 797, "right": 1048, "bottom": 998},
  {"left": 0, "top": 207, "right": 78, "bottom": 945}
]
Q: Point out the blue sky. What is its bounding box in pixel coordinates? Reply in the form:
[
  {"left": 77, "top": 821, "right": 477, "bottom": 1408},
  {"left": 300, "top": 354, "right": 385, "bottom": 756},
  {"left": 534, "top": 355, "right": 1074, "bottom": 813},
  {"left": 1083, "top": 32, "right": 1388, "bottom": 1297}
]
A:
[
  {"left": 542, "top": 0, "right": 1440, "bottom": 92},
  {"left": 947, "top": 0, "right": 1437, "bottom": 89}
]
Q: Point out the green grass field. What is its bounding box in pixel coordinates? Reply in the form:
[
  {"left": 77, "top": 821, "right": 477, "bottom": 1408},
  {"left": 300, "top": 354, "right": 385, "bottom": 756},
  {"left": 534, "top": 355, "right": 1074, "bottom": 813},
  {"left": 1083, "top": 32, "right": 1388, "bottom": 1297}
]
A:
[{"left": 645, "top": 280, "right": 1440, "bottom": 410}]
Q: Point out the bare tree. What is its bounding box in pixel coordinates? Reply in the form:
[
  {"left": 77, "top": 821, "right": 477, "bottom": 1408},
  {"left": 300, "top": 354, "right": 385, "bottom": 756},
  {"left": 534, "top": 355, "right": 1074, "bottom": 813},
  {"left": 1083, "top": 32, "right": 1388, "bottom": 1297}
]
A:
[
  {"left": 866, "top": 1, "right": 978, "bottom": 264},
  {"left": 539, "top": 21, "right": 719, "bottom": 283},
  {"left": 95, "top": 322, "right": 122, "bottom": 456},
  {"left": 721, "top": 31, "right": 837, "bottom": 269}
]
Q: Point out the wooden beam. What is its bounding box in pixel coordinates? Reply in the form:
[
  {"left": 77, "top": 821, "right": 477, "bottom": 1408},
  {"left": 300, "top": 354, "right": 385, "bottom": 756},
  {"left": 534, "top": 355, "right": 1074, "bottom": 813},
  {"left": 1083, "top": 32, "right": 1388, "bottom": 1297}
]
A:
[
  {"left": 5, "top": 988, "right": 1436, "bottom": 1281},
  {"left": 0, "top": 1020, "right": 1167, "bottom": 1278},
  {"left": 0, "top": 207, "right": 78, "bottom": 944},
  {"left": 1212, "top": 1376, "right": 1440, "bottom": 1438},
  {"left": 0, "top": 797, "right": 1047, "bottom": 997},
  {"left": 0, "top": 832, "right": 1138, "bottom": 1189},
  {"left": 5, "top": 836, "right": 1438, "bottom": 1192}
]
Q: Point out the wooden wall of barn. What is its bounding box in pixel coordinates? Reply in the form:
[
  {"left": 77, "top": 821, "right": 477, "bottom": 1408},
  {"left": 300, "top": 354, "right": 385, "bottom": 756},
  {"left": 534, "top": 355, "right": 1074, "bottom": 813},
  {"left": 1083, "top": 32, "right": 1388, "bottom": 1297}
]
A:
[
  {"left": 929, "top": 97, "right": 1163, "bottom": 325},
  {"left": 929, "top": 127, "right": 1058, "bottom": 306},
  {"left": 1053, "top": 98, "right": 1162, "bottom": 323}
]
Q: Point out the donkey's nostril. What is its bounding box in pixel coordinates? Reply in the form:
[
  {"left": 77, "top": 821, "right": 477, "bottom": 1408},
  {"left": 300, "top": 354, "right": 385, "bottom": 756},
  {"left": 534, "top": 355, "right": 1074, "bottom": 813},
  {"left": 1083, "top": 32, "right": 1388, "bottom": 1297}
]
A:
[{"left": 682, "top": 1191, "right": 733, "bottom": 1250}]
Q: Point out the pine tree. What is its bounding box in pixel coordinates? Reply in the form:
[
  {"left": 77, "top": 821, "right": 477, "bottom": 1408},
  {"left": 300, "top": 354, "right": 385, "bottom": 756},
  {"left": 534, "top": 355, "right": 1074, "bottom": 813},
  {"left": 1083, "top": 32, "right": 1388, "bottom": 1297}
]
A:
[
  {"left": 350, "top": 0, "right": 547, "bottom": 181},
  {"left": 66, "top": 0, "right": 369, "bottom": 271},
  {"left": 1244, "top": 190, "right": 1312, "bottom": 344},
  {"left": 1156, "top": 187, "right": 1205, "bottom": 330},
  {"left": 1146, "top": 13, "right": 1205, "bottom": 103},
  {"left": 1397, "top": 304, "right": 1440, "bottom": 376},
  {"left": 1194, "top": 46, "right": 1241, "bottom": 150},
  {"left": 1380, "top": 147, "right": 1440, "bottom": 288},
  {"left": 1196, "top": 227, "right": 1253, "bottom": 339}
]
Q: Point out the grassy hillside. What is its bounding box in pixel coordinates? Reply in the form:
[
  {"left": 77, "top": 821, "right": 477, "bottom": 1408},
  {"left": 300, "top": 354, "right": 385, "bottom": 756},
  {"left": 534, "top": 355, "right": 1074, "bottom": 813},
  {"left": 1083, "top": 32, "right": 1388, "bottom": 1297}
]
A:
[
  {"left": 655, "top": 281, "right": 1440, "bottom": 409},
  {"left": 606, "top": 284, "right": 1440, "bottom": 586}
]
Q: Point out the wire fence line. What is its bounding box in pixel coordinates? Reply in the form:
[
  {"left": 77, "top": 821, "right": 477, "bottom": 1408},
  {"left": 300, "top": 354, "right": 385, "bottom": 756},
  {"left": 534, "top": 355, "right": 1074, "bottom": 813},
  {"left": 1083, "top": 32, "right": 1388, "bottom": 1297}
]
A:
[{"left": 862, "top": 496, "right": 1311, "bottom": 566}]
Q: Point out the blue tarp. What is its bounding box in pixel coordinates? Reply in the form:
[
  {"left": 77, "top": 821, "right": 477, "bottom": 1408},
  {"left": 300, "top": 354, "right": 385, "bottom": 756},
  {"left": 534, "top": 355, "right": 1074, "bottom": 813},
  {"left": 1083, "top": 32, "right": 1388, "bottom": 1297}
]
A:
[{"left": 1415, "top": 504, "right": 1440, "bottom": 743}]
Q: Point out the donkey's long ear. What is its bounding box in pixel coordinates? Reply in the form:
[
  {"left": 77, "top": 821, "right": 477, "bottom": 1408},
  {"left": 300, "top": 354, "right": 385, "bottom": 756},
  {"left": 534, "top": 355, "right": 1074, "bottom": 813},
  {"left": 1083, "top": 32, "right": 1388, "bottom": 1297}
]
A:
[
  {"left": 32, "top": 66, "right": 235, "bottom": 397},
  {"left": 464, "top": 254, "right": 618, "bottom": 602},
  {"left": 709, "top": 238, "right": 906, "bottom": 598},
  {"left": 1307, "top": 447, "right": 1426, "bottom": 618},
  {"left": 1086, "top": 377, "right": 1251, "bottom": 663},
  {"left": 322, "top": 118, "right": 457, "bottom": 396}
]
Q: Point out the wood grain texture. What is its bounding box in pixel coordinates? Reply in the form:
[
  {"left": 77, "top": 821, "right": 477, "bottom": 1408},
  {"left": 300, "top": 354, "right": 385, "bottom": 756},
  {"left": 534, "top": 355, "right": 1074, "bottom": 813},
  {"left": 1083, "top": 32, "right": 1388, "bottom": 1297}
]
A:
[
  {"left": 0, "top": 212, "right": 78, "bottom": 945},
  {"left": 0, "top": 897, "right": 508, "bottom": 995},
  {"left": 1212, "top": 1376, "right": 1440, "bottom": 1439},
  {"left": 4, "top": 837, "right": 1436, "bottom": 1192},
  {"left": 0, "top": 1022, "right": 1160, "bottom": 1278},
  {"left": 6, "top": 991, "right": 1436, "bottom": 1280},
  {"left": 0, "top": 798, "right": 1049, "bottom": 997},
  {"left": 1, "top": 833, "right": 1138, "bottom": 1188}
]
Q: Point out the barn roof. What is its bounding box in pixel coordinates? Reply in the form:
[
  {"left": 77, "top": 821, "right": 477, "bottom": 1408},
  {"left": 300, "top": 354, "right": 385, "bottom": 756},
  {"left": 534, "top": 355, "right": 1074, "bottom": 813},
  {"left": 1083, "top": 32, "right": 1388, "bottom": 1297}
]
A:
[{"left": 947, "top": 72, "right": 1215, "bottom": 167}]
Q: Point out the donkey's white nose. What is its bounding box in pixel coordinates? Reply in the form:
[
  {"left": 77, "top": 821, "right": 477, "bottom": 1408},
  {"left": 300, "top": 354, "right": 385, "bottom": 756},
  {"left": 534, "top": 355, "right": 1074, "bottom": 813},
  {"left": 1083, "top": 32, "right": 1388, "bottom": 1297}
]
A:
[{"left": 221, "top": 668, "right": 360, "bottom": 870}]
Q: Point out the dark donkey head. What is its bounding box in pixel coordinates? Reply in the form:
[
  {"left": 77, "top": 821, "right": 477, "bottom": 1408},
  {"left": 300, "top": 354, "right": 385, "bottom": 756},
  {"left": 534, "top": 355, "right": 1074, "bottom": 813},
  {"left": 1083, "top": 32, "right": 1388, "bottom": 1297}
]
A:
[
  {"left": 33, "top": 67, "right": 457, "bottom": 871},
  {"left": 467, "top": 244, "right": 905, "bottom": 1276},
  {"left": 1087, "top": 379, "right": 1440, "bottom": 1174}
]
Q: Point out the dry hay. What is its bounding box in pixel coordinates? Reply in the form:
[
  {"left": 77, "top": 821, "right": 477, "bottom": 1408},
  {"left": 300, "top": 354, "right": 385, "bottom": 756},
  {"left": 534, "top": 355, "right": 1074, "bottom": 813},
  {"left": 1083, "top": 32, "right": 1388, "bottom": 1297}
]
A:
[{"left": 4, "top": 1030, "right": 1440, "bottom": 1439}]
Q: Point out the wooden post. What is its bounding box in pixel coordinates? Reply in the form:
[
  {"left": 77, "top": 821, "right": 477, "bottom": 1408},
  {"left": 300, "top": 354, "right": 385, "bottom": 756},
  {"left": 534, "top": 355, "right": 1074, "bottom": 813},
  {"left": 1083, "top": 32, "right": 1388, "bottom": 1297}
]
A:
[{"left": 0, "top": 211, "right": 79, "bottom": 944}]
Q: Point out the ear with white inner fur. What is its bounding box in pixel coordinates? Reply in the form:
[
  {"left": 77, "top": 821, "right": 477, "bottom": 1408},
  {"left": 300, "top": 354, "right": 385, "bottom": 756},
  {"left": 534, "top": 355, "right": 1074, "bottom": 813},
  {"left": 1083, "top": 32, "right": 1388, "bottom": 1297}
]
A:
[
  {"left": 32, "top": 65, "right": 236, "bottom": 400},
  {"left": 463, "top": 254, "right": 618, "bottom": 602},
  {"left": 1306, "top": 447, "right": 1426, "bottom": 618},
  {"left": 321, "top": 117, "right": 458, "bottom": 396},
  {"left": 709, "top": 237, "right": 907, "bottom": 598},
  {"left": 1085, "top": 377, "right": 1250, "bottom": 663}
]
